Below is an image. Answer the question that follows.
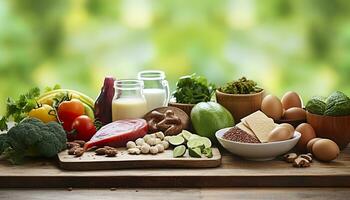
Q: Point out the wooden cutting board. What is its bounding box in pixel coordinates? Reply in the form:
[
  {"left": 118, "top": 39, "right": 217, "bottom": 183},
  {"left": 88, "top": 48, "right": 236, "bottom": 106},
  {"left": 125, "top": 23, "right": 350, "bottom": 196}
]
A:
[{"left": 58, "top": 148, "right": 221, "bottom": 170}]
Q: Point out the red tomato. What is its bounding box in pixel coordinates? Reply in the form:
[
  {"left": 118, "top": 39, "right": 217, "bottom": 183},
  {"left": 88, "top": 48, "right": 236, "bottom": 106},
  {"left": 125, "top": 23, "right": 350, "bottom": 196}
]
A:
[
  {"left": 58, "top": 99, "right": 85, "bottom": 131},
  {"left": 69, "top": 115, "right": 97, "bottom": 141}
]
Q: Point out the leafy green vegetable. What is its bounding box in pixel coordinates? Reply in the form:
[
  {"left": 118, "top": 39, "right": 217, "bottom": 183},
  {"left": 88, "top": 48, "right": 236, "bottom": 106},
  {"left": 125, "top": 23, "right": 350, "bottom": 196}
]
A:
[
  {"left": 173, "top": 74, "right": 215, "bottom": 104},
  {"left": 0, "top": 118, "right": 67, "bottom": 164},
  {"left": 305, "top": 96, "right": 327, "bottom": 115},
  {"left": 218, "top": 77, "right": 263, "bottom": 94},
  {"left": 0, "top": 87, "right": 41, "bottom": 131},
  {"left": 44, "top": 84, "right": 61, "bottom": 93},
  {"left": 305, "top": 91, "right": 350, "bottom": 116},
  {"left": 324, "top": 91, "right": 350, "bottom": 116}
]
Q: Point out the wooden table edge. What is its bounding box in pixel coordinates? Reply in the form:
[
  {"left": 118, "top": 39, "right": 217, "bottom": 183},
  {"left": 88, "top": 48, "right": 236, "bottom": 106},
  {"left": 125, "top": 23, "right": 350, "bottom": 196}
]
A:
[{"left": 1, "top": 175, "right": 349, "bottom": 188}]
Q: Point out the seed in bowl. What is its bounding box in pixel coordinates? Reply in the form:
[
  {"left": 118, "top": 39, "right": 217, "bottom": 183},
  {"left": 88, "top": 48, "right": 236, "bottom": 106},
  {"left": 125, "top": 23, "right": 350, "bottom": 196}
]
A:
[{"left": 223, "top": 127, "right": 260, "bottom": 143}]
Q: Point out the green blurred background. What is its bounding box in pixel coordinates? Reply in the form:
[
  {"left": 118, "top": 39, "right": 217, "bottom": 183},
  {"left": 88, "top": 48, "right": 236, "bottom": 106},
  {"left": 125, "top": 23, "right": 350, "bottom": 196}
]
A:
[{"left": 1, "top": 0, "right": 350, "bottom": 115}]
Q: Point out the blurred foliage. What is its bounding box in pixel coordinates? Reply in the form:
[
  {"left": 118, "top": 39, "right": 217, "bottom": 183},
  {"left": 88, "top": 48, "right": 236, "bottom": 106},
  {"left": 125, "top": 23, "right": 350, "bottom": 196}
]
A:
[{"left": 1, "top": 0, "right": 350, "bottom": 115}]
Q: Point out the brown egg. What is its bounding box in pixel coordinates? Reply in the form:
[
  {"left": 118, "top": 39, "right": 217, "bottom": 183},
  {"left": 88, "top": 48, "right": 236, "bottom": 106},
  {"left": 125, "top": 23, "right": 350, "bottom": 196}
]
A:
[
  {"left": 295, "top": 123, "right": 316, "bottom": 152},
  {"left": 307, "top": 138, "right": 322, "bottom": 153},
  {"left": 281, "top": 91, "right": 302, "bottom": 110},
  {"left": 279, "top": 123, "right": 295, "bottom": 133},
  {"left": 261, "top": 95, "right": 283, "bottom": 121},
  {"left": 267, "top": 126, "right": 293, "bottom": 142},
  {"left": 312, "top": 139, "right": 340, "bottom": 162},
  {"left": 283, "top": 107, "right": 306, "bottom": 120}
]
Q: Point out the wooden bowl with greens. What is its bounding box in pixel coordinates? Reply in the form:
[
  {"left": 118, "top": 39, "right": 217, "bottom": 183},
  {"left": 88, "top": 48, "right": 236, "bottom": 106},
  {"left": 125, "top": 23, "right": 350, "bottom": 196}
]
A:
[
  {"left": 168, "top": 74, "right": 215, "bottom": 116},
  {"left": 216, "top": 77, "right": 264, "bottom": 122},
  {"left": 305, "top": 91, "right": 350, "bottom": 149}
]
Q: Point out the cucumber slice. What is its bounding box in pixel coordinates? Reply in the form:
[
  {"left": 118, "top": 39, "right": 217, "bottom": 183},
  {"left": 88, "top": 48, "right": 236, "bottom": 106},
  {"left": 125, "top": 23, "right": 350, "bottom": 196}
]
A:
[
  {"left": 189, "top": 147, "right": 202, "bottom": 158},
  {"left": 173, "top": 145, "right": 186, "bottom": 158},
  {"left": 181, "top": 130, "right": 192, "bottom": 141},
  {"left": 168, "top": 135, "right": 185, "bottom": 146},
  {"left": 187, "top": 137, "right": 212, "bottom": 149}
]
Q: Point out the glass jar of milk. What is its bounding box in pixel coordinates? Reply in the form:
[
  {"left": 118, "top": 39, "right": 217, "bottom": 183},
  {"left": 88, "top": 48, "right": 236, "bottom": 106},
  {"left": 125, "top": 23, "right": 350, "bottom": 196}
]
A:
[
  {"left": 112, "top": 79, "right": 148, "bottom": 121},
  {"left": 137, "top": 70, "right": 170, "bottom": 111}
]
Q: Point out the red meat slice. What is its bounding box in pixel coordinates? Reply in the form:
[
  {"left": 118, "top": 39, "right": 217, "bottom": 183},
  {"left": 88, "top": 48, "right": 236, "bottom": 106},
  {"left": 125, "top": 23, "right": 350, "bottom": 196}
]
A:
[{"left": 84, "top": 119, "right": 148, "bottom": 150}]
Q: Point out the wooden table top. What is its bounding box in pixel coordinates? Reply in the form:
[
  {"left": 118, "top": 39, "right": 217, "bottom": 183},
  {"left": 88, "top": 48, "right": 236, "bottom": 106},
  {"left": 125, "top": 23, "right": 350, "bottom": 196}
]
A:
[
  {"left": 1, "top": 188, "right": 350, "bottom": 200},
  {"left": 0, "top": 145, "right": 349, "bottom": 188}
]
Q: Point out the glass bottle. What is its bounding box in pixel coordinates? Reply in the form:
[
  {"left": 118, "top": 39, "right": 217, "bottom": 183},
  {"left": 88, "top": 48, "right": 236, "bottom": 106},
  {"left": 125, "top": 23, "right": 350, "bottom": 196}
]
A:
[
  {"left": 111, "top": 79, "right": 147, "bottom": 121},
  {"left": 137, "top": 70, "right": 170, "bottom": 111}
]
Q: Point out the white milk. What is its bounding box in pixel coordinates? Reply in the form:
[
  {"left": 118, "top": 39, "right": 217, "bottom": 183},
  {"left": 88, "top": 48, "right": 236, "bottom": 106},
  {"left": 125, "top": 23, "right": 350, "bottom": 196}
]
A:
[
  {"left": 112, "top": 98, "right": 147, "bottom": 121},
  {"left": 143, "top": 88, "right": 167, "bottom": 111}
]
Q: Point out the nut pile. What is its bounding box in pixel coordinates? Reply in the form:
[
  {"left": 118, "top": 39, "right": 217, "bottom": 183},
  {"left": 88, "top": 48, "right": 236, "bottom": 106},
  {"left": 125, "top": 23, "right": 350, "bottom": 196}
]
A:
[
  {"left": 126, "top": 132, "right": 170, "bottom": 155},
  {"left": 283, "top": 152, "right": 313, "bottom": 168},
  {"left": 95, "top": 146, "right": 118, "bottom": 157},
  {"left": 67, "top": 140, "right": 86, "bottom": 157},
  {"left": 67, "top": 140, "right": 118, "bottom": 157}
]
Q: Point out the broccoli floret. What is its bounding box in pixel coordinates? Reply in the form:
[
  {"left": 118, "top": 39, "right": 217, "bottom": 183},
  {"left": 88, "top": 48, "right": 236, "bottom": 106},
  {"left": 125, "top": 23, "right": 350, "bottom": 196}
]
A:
[
  {"left": 0, "top": 134, "right": 9, "bottom": 153},
  {"left": 0, "top": 118, "right": 67, "bottom": 164}
]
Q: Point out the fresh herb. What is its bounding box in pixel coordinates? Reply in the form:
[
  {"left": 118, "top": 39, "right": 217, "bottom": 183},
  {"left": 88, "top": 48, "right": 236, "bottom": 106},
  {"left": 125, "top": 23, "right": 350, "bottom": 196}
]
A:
[
  {"left": 44, "top": 84, "right": 61, "bottom": 93},
  {"left": 219, "top": 77, "right": 263, "bottom": 94},
  {"left": 0, "top": 87, "right": 41, "bottom": 131},
  {"left": 173, "top": 74, "right": 215, "bottom": 104}
]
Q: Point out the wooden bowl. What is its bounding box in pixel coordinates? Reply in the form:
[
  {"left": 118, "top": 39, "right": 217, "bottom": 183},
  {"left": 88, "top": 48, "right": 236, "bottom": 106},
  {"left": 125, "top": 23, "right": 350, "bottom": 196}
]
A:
[
  {"left": 168, "top": 100, "right": 195, "bottom": 117},
  {"left": 306, "top": 111, "right": 350, "bottom": 149},
  {"left": 216, "top": 90, "right": 264, "bottom": 122}
]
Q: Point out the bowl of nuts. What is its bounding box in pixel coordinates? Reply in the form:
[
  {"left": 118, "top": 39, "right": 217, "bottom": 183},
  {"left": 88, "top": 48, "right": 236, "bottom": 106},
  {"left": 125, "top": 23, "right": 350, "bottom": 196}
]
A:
[{"left": 215, "top": 127, "right": 301, "bottom": 161}]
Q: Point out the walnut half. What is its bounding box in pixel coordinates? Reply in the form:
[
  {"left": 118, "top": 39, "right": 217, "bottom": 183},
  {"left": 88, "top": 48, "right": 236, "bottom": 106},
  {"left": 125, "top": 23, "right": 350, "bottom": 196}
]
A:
[{"left": 293, "top": 157, "right": 310, "bottom": 168}]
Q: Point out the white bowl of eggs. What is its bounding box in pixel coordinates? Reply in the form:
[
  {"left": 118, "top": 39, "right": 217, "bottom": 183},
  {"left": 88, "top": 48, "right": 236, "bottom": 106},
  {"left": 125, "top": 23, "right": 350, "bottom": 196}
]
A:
[{"left": 216, "top": 127, "right": 301, "bottom": 161}]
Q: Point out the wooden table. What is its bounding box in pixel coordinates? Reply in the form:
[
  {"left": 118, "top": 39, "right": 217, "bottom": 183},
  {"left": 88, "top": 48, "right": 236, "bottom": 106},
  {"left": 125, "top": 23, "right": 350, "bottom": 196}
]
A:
[
  {"left": 1, "top": 188, "right": 350, "bottom": 200},
  {"left": 0, "top": 145, "right": 349, "bottom": 188}
]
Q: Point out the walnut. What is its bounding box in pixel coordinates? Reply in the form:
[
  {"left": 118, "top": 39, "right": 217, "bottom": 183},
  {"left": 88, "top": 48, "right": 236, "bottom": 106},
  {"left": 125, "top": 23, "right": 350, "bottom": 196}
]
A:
[
  {"left": 283, "top": 153, "right": 298, "bottom": 163},
  {"left": 293, "top": 157, "right": 310, "bottom": 168}
]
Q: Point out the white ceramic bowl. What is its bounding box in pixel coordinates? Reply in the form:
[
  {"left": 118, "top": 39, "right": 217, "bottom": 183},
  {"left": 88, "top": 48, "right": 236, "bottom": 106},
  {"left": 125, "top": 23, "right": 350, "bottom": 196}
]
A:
[{"left": 216, "top": 127, "right": 301, "bottom": 161}]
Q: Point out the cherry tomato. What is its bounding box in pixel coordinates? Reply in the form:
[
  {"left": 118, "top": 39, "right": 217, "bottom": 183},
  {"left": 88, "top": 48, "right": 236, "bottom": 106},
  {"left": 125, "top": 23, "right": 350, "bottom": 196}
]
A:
[
  {"left": 68, "top": 115, "right": 97, "bottom": 141},
  {"left": 58, "top": 99, "right": 85, "bottom": 131}
]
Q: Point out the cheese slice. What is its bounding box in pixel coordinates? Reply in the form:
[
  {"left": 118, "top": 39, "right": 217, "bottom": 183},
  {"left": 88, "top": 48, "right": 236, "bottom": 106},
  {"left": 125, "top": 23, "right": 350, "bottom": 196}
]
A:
[
  {"left": 242, "top": 111, "right": 276, "bottom": 143},
  {"left": 236, "top": 122, "right": 257, "bottom": 139}
]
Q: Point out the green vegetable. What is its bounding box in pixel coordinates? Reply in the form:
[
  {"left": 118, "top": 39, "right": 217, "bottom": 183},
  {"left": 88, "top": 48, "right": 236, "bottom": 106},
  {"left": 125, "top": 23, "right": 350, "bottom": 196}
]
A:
[
  {"left": 202, "top": 147, "right": 213, "bottom": 158},
  {"left": 219, "top": 77, "right": 263, "bottom": 94},
  {"left": 188, "top": 147, "right": 202, "bottom": 158},
  {"left": 181, "top": 130, "right": 192, "bottom": 141},
  {"left": 173, "top": 145, "right": 186, "bottom": 158},
  {"left": 305, "top": 96, "right": 327, "bottom": 115},
  {"left": 173, "top": 74, "right": 215, "bottom": 104},
  {"left": 191, "top": 102, "right": 234, "bottom": 142},
  {"left": 305, "top": 91, "right": 350, "bottom": 116},
  {"left": 168, "top": 135, "right": 185, "bottom": 146},
  {"left": 0, "top": 87, "right": 41, "bottom": 131},
  {"left": 324, "top": 91, "right": 350, "bottom": 116},
  {"left": 0, "top": 118, "right": 67, "bottom": 164},
  {"left": 187, "top": 137, "right": 212, "bottom": 149}
]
